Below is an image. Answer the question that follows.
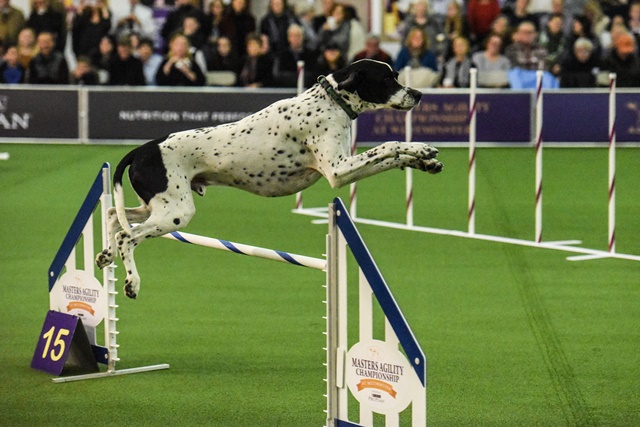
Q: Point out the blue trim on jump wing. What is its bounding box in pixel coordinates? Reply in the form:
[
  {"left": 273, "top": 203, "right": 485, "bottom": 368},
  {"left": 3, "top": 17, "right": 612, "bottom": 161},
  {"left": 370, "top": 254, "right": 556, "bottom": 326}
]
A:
[
  {"left": 336, "top": 419, "right": 365, "bottom": 427},
  {"left": 334, "top": 197, "right": 427, "bottom": 386},
  {"left": 48, "top": 164, "right": 109, "bottom": 291}
]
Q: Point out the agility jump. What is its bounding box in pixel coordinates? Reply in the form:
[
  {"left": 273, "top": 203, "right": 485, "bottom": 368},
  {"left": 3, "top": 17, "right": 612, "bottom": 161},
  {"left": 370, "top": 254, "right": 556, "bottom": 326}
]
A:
[{"left": 36, "top": 163, "right": 427, "bottom": 426}]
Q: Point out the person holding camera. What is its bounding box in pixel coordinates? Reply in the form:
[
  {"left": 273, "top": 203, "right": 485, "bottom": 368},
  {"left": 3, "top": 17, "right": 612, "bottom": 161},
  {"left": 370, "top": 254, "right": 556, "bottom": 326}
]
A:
[
  {"left": 112, "top": 0, "right": 155, "bottom": 40},
  {"left": 156, "top": 32, "right": 205, "bottom": 86}
]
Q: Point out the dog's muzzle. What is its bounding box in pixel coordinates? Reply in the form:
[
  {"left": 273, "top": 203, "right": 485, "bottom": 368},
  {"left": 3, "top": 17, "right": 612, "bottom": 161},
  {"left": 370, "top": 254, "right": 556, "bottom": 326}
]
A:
[{"left": 408, "top": 88, "right": 423, "bottom": 104}]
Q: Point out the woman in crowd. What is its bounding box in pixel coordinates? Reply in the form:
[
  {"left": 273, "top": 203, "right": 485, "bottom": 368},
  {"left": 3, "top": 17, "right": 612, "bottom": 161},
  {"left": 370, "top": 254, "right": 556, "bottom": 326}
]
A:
[
  {"left": 441, "top": 36, "right": 472, "bottom": 87},
  {"left": 471, "top": 32, "right": 511, "bottom": 87},
  {"left": 394, "top": 26, "right": 438, "bottom": 72},
  {"left": 156, "top": 32, "right": 206, "bottom": 86},
  {"left": 72, "top": 0, "right": 112, "bottom": 60},
  {"left": 237, "top": 32, "right": 273, "bottom": 87}
]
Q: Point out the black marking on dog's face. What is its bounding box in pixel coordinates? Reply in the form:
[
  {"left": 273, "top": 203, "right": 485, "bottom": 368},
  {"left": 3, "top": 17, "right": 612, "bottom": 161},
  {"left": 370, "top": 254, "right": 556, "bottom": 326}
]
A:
[{"left": 332, "top": 60, "right": 421, "bottom": 107}]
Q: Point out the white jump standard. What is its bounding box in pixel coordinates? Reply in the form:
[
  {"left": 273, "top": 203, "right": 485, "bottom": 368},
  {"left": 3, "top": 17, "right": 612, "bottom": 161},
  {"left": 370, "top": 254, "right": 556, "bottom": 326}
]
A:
[{"left": 42, "top": 163, "right": 429, "bottom": 425}]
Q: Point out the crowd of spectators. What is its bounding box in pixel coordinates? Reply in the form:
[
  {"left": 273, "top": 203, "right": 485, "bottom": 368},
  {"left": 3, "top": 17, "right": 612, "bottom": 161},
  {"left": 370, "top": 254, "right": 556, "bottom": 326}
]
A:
[{"left": 0, "top": 0, "right": 638, "bottom": 88}]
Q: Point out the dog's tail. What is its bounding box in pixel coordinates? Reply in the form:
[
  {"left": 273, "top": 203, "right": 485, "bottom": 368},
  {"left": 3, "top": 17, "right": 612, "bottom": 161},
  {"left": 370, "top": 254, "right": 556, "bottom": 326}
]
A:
[{"left": 113, "top": 148, "right": 138, "bottom": 234}]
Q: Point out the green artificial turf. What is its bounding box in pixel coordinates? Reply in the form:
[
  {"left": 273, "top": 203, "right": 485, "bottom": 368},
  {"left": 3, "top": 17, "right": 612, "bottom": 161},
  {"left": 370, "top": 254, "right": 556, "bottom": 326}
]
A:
[{"left": 1, "top": 143, "right": 639, "bottom": 426}]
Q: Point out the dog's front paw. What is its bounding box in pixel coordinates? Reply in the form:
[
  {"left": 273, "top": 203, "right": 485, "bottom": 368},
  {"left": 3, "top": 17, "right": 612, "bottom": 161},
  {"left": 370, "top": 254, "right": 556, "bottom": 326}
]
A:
[
  {"left": 418, "top": 145, "right": 438, "bottom": 160},
  {"left": 413, "top": 158, "right": 443, "bottom": 174},
  {"left": 96, "top": 249, "right": 113, "bottom": 269}
]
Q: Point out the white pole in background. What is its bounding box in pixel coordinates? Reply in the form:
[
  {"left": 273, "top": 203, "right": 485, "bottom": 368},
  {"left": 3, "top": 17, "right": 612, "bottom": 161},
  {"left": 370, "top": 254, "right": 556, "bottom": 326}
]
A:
[
  {"left": 468, "top": 68, "right": 477, "bottom": 235},
  {"left": 608, "top": 73, "right": 617, "bottom": 253},
  {"left": 534, "top": 70, "right": 544, "bottom": 244}
]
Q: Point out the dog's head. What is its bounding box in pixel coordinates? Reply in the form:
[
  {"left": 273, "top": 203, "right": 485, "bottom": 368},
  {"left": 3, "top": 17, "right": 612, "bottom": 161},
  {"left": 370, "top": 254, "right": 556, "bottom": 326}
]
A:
[{"left": 328, "top": 60, "right": 422, "bottom": 113}]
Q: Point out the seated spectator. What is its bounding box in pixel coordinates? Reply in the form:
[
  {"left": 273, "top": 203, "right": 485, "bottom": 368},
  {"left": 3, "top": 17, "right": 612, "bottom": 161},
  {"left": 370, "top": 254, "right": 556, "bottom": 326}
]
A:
[
  {"left": 466, "top": 0, "right": 501, "bottom": 49},
  {"left": 274, "top": 23, "right": 317, "bottom": 87},
  {"left": 71, "top": 0, "right": 112, "bottom": 60},
  {"left": 352, "top": 34, "right": 393, "bottom": 67},
  {"left": 559, "top": 37, "right": 600, "bottom": 87},
  {"left": 237, "top": 32, "right": 273, "bottom": 87},
  {"left": 0, "top": 0, "right": 26, "bottom": 47},
  {"left": 202, "top": 35, "right": 242, "bottom": 75},
  {"left": 394, "top": 27, "right": 439, "bottom": 72},
  {"left": 341, "top": 4, "right": 366, "bottom": 61},
  {"left": 203, "top": 0, "right": 226, "bottom": 44},
  {"left": 91, "top": 34, "right": 117, "bottom": 84},
  {"left": 583, "top": 0, "right": 610, "bottom": 40},
  {"left": 313, "top": 42, "right": 346, "bottom": 79},
  {"left": 26, "top": 0, "right": 66, "bottom": 51},
  {"left": 442, "top": 1, "right": 470, "bottom": 60},
  {"left": 109, "top": 35, "right": 145, "bottom": 85},
  {"left": 488, "top": 14, "right": 512, "bottom": 52},
  {"left": 183, "top": 15, "right": 207, "bottom": 51},
  {"left": 317, "top": 3, "right": 352, "bottom": 61},
  {"left": 112, "top": 0, "right": 156, "bottom": 40},
  {"left": 260, "top": 0, "right": 301, "bottom": 57},
  {"left": 538, "top": 12, "right": 566, "bottom": 74},
  {"left": 69, "top": 56, "right": 99, "bottom": 85},
  {"left": 565, "top": 14, "right": 601, "bottom": 61},
  {"left": 219, "top": 0, "right": 256, "bottom": 56},
  {"left": 137, "top": 37, "right": 163, "bottom": 85},
  {"left": 503, "top": 0, "right": 539, "bottom": 31},
  {"left": 156, "top": 33, "right": 206, "bottom": 86},
  {"left": 0, "top": 45, "right": 25, "bottom": 83},
  {"left": 27, "top": 31, "right": 68, "bottom": 84},
  {"left": 538, "top": 0, "right": 572, "bottom": 36},
  {"left": 471, "top": 32, "right": 511, "bottom": 87},
  {"left": 441, "top": 36, "right": 472, "bottom": 87},
  {"left": 628, "top": 1, "right": 640, "bottom": 46},
  {"left": 312, "top": 0, "right": 335, "bottom": 35},
  {"left": 398, "top": 0, "right": 443, "bottom": 57},
  {"left": 602, "top": 31, "right": 640, "bottom": 87},
  {"left": 161, "top": 0, "right": 206, "bottom": 49},
  {"left": 504, "top": 20, "right": 548, "bottom": 69},
  {"left": 17, "top": 27, "right": 37, "bottom": 70}
]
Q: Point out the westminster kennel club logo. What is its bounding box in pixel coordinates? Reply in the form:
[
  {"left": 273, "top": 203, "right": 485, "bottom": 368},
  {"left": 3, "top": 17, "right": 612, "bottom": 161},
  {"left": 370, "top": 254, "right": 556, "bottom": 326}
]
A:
[{"left": 0, "top": 94, "right": 30, "bottom": 130}]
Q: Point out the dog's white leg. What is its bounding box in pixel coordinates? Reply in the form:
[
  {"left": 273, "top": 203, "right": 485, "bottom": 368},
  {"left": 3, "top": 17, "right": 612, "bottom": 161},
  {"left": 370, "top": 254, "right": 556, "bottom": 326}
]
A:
[
  {"left": 96, "top": 206, "right": 150, "bottom": 269},
  {"left": 323, "top": 141, "right": 442, "bottom": 188},
  {"left": 117, "top": 192, "right": 196, "bottom": 299}
]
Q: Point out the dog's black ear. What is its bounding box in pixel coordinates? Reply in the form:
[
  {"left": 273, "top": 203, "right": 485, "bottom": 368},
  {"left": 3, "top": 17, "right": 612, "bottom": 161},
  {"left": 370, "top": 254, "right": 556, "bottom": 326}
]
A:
[{"left": 335, "top": 69, "right": 366, "bottom": 93}]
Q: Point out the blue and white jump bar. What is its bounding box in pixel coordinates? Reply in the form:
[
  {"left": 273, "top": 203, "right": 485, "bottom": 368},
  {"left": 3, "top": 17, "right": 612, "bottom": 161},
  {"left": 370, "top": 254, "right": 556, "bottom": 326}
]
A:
[{"left": 162, "top": 231, "right": 327, "bottom": 271}]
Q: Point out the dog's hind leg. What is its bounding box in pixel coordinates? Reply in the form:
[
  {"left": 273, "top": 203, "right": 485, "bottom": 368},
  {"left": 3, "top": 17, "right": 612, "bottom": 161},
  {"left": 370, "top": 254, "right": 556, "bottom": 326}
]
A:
[
  {"left": 96, "top": 206, "right": 150, "bottom": 269},
  {"left": 117, "top": 192, "right": 196, "bottom": 299}
]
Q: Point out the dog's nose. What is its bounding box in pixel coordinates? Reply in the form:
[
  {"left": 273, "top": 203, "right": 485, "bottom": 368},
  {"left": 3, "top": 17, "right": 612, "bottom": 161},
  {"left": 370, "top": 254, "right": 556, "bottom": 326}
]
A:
[{"left": 410, "top": 89, "right": 422, "bottom": 103}]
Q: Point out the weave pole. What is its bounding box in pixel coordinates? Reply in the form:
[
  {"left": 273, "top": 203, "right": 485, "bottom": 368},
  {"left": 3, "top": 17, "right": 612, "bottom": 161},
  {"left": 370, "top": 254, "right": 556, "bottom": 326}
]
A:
[
  {"left": 404, "top": 66, "right": 414, "bottom": 227},
  {"left": 294, "top": 60, "right": 306, "bottom": 211},
  {"left": 468, "top": 68, "right": 477, "bottom": 235},
  {"left": 608, "top": 73, "right": 616, "bottom": 253},
  {"left": 534, "top": 70, "right": 544, "bottom": 244}
]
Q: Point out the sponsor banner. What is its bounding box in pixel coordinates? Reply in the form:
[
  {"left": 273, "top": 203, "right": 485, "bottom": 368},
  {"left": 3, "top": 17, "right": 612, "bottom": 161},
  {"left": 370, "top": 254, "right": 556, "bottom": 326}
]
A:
[
  {"left": 357, "top": 93, "right": 531, "bottom": 143},
  {"left": 87, "top": 89, "right": 295, "bottom": 140},
  {"left": 0, "top": 87, "right": 78, "bottom": 139},
  {"left": 544, "top": 93, "right": 640, "bottom": 143}
]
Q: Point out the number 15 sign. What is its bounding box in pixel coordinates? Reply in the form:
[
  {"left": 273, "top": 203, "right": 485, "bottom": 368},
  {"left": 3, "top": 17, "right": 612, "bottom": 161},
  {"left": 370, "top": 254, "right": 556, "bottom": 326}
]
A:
[{"left": 31, "top": 310, "right": 98, "bottom": 376}]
